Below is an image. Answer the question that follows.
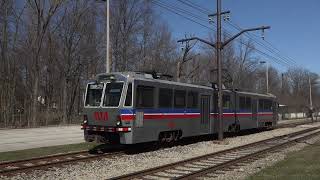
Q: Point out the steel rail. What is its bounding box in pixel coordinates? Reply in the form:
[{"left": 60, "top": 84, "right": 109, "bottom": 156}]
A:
[
  {"left": 0, "top": 150, "right": 124, "bottom": 176},
  {"left": 110, "top": 127, "right": 319, "bottom": 180},
  {"left": 176, "top": 129, "right": 320, "bottom": 179}
]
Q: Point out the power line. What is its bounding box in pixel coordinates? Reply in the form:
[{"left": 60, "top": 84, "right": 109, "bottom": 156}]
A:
[
  {"left": 177, "top": 0, "right": 209, "bottom": 15},
  {"left": 229, "top": 20, "right": 298, "bottom": 64},
  {"left": 156, "top": 1, "right": 209, "bottom": 24},
  {"left": 152, "top": 0, "right": 293, "bottom": 68},
  {"left": 173, "top": 0, "right": 297, "bottom": 68},
  {"left": 152, "top": 1, "right": 213, "bottom": 31},
  {"left": 225, "top": 21, "right": 299, "bottom": 66},
  {"left": 158, "top": 1, "right": 291, "bottom": 67}
]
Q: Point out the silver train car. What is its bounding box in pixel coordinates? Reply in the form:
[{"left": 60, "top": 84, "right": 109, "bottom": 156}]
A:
[{"left": 81, "top": 72, "right": 278, "bottom": 144}]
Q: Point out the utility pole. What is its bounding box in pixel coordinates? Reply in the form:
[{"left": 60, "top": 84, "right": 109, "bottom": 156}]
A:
[
  {"left": 266, "top": 62, "right": 269, "bottom": 93},
  {"left": 105, "top": 0, "right": 110, "bottom": 73},
  {"left": 216, "top": 0, "right": 223, "bottom": 141},
  {"left": 309, "top": 76, "right": 313, "bottom": 122},
  {"left": 177, "top": 0, "right": 270, "bottom": 141},
  {"left": 260, "top": 61, "right": 269, "bottom": 93},
  {"left": 309, "top": 76, "right": 313, "bottom": 109},
  {"left": 281, "top": 73, "right": 284, "bottom": 94},
  {"left": 177, "top": 61, "right": 181, "bottom": 82}
]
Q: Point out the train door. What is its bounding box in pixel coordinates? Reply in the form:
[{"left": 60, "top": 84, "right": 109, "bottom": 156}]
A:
[
  {"left": 252, "top": 98, "right": 258, "bottom": 128},
  {"left": 200, "top": 95, "right": 210, "bottom": 133}
]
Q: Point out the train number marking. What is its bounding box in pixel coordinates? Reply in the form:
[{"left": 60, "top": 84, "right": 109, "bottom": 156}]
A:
[{"left": 94, "top": 112, "right": 108, "bottom": 121}]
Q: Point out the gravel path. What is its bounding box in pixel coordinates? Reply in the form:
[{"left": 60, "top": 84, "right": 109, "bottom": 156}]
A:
[
  {"left": 3, "top": 122, "right": 320, "bottom": 180},
  {"left": 0, "top": 126, "right": 83, "bottom": 152}
]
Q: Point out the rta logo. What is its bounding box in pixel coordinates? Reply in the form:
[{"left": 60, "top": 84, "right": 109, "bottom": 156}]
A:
[{"left": 94, "top": 112, "right": 108, "bottom": 121}]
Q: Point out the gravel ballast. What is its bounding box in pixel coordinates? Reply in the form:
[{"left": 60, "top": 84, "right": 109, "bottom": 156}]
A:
[
  {"left": 3, "top": 122, "right": 320, "bottom": 180},
  {"left": 204, "top": 133, "right": 320, "bottom": 180}
]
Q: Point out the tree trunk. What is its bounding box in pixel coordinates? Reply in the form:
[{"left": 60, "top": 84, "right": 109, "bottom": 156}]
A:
[
  {"left": 62, "top": 77, "right": 68, "bottom": 124},
  {"left": 31, "top": 75, "right": 39, "bottom": 127}
]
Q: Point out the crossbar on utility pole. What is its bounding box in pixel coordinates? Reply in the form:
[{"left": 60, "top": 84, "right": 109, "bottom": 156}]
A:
[
  {"left": 222, "top": 26, "right": 270, "bottom": 48},
  {"left": 177, "top": 37, "right": 216, "bottom": 48},
  {"left": 208, "top": 10, "right": 231, "bottom": 17}
]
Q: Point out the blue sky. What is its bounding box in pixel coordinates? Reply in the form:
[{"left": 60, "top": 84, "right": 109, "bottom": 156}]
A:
[{"left": 155, "top": 0, "right": 320, "bottom": 74}]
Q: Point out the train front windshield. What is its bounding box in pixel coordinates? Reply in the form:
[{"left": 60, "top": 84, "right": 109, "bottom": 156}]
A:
[
  {"left": 103, "top": 82, "right": 123, "bottom": 107},
  {"left": 85, "top": 82, "right": 124, "bottom": 107},
  {"left": 85, "top": 84, "right": 104, "bottom": 106}
]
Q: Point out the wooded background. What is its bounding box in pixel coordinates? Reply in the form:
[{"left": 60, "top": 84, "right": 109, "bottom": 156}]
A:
[{"left": 1, "top": 0, "right": 319, "bottom": 128}]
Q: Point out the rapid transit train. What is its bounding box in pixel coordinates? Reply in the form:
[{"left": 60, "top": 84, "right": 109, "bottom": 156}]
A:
[{"left": 81, "top": 72, "right": 278, "bottom": 144}]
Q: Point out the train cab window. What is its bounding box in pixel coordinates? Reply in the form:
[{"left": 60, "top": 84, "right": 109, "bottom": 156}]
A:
[
  {"left": 223, "top": 95, "right": 231, "bottom": 109},
  {"left": 174, "top": 90, "right": 186, "bottom": 108},
  {"left": 85, "top": 83, "right": 104, "bottom": 106},
  {"left": 124, "top": 83, "right": 132, "bottom": 106},
  {"left": 159, "top": 88, "right": 173, "bottom": 108},
  {"left": 187, "top": 91, "right": 198, "bottom": 108},
  {"left": 103, "top": 82, "right": 124, "bottom": 107},
  {"left": 136, "top": 85, "right": 154, "bottom": 108}
]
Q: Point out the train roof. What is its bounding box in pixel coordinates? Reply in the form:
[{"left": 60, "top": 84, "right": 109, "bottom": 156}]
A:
[
  {"left": 95, "top": 72, "right": 276, "bottom": 98},
  {"left": 235, "top": 91, "right": 276, "bottom": 99},
  {"left": 96, "top": 72, "right": 213, "bottom": 90}
]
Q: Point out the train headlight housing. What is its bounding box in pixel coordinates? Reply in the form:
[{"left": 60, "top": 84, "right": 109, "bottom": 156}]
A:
[
  {"left": 83, "top": 115, "right": 88, "bottom": 124},
  {"left": 116, "top": 121, "right": 121, "bottom": 126},
  {"left": 81, "top": 115, "right": 88, "bottom": 130}
]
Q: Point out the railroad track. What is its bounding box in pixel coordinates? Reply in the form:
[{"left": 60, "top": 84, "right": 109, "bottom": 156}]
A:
[
  {"left": 0, "top": 121, "right": 317, "bottom": 178},
  {"left": 276, "top": 119, "right": 316, "bottom": 128},
  {"left": 111, "top": 127, "right": 320, "bottom": 180},
  {"left": 0, "top": 149, "right": 124, "bottom": 176}
]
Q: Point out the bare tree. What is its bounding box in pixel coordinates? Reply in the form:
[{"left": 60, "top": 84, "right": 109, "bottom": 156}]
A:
[{"left": 24, "top": 0, "right": 64, "bottom": 126}]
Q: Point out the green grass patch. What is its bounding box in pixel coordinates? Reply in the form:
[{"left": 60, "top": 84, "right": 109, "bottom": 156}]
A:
[
  {"left": 0, "top": 142, "right": 99, "bottom": 162},
  {"left": 248, "top": 140, "right": 320, "bottom": 180}
]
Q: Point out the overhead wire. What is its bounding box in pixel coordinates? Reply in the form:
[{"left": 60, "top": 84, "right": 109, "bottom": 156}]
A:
[
  {"left": 225, "top": 20, "right": 299, "bottom": 66},
  {"left": 170, "top": 0, "right": 298, "bottom": 68},
  {"left": 155, "top": 0, "right": 210, "bottom": 24},
  {"left": 152, "top": 1, "right": 214, "bottom": 31},
  {"left": 152, "top": 0, "right": 293, "bottom": 68},
  {"left": 177, "top": 0, "right": 209, "bottom": 15}
]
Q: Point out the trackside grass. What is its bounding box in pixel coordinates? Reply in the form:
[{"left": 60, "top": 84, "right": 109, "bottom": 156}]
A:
[
  {"left": 0, "top": 143, "right": 99, "bottom": 162},
  {"left": 248, "top": 140, "right": 320, "bottom": 180}
]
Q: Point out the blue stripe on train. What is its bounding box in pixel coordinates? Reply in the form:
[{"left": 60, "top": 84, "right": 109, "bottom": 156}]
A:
[{"left": 120, "top": 108, "right": 272, "bottom": 114}]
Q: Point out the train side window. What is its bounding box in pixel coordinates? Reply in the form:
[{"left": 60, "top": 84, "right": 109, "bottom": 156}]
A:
[
  {"left": 174, "top": 90, "right": 186, "bottom": 108},
  {"left": 239, "top": 96, "right": 246, "bottom": 110},
  {"left": 223, "top": 95, "right": 231, "bottom": 109},
  {"left": 187, "top": 91, "right": 198, "bottom": 108},
  {"left": 264, "top": 100, "right": 272, "bottom": 111},
  {"left": 259, "top": 99, "right": 264, "bottom": 110},
  {"left": 124, "top": 83, "right": 132, "bottom": 106},
  {"left": 159, "top": 88, "right": 173, "bottom": 108},
  {"left": 136, "top": 85, "right": 154, "bottom": 108},
  {"left": 246, "top": 97, "right": 251, "bottom": 110}
]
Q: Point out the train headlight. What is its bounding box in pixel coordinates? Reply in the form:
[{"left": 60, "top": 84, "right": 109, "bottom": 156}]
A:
[{"left": 116, "top": 121, "right": 121, "bottom": 126}]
